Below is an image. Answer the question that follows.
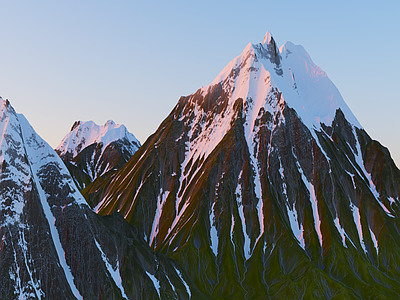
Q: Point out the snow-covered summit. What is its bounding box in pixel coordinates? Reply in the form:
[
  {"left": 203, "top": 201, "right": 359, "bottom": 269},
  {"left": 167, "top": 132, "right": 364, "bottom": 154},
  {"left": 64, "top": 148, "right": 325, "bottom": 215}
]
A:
[
  {"left": 56, "top": 119, "right": 140, "bottom": 159},
  {"left": 204, "top": 31, "right": 361, "bottom": 132},
  {"left": 0, "top": 98, "right": 88, "bottom": 229},
  {"left": 262, "top": 30, "right": 273, "bottom": 45}
]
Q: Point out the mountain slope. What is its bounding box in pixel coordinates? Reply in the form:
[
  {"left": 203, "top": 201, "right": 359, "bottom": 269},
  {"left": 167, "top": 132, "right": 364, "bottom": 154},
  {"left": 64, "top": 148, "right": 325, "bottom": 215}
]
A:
[
  {"left": 0, "top": 98, "right": 206, "bottom": 300},
  {"left": 56, "top": 120, "right": 141, "bottom": 190},
  {"left": 84, "top": 32, "right": 400, "bottom": 299}
]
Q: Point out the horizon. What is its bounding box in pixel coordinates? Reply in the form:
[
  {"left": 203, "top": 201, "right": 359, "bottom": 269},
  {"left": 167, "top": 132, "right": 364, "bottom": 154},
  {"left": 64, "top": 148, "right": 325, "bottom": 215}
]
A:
[{"left": 1, "top": 1, "right": 399, "bottom": 166}]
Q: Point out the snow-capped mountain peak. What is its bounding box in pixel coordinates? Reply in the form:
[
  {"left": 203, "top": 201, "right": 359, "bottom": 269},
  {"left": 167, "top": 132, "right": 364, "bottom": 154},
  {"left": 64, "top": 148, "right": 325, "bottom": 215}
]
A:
[
  {"left": 56, "top": 119, "right": 140, "bottom": 159},
  {"left": 207, "top": 32, "right": 361, "bottom": 134},
  {"left": 104, "top": 119, "right": 115, "bottom": 127},
  {"left": 262, "top": 30, "right": 273, "bottom": 45}
]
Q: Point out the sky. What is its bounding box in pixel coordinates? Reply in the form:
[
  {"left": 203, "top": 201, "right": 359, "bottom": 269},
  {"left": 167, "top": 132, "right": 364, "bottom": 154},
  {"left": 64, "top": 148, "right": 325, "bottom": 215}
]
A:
[{"left": 1, "top": 1, "right": 399, "bottom": 166}]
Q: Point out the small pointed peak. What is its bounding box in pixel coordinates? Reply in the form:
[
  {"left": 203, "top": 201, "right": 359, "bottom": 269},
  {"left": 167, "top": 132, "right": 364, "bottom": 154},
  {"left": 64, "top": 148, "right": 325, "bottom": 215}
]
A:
[
  {"left": 70, "top": 121, "right": 81, "bottom": 132},
  {"left": 105, "top": 120, "right": 115, "bottom": 127},
  {"left": 262, "top": 31, "right": 273, "bottom": 45}
]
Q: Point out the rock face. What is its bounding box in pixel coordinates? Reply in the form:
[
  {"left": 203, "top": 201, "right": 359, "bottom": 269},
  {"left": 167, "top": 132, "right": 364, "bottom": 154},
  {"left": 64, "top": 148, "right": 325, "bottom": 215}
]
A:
[
  {"left": 0, "top": 99, "right": 205, "bottom": 300},
  {"left": 85, "top": 32, "right": 400, "bottom": 299},
  {"left": 55, "top": 120, "right": 141, "bottom": 190}
]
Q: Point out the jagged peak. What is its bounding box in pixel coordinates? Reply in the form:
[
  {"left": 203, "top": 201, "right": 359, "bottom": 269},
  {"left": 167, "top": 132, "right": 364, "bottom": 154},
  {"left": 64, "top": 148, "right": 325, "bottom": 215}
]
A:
[
  {"left": 71, "top": 120, "right": 81, "bottom": 131},
  {"left": 104, "top": 119, "right": 115, "bottom": 127},
  {"left": 199, "top": 31, "right": 361, "bottom": 136},
  {"left": 262, "top": 30, "right": 273, "bottom": 45},
  {"left": 57, "top": 119, "right": 140, "bottom": 159}
]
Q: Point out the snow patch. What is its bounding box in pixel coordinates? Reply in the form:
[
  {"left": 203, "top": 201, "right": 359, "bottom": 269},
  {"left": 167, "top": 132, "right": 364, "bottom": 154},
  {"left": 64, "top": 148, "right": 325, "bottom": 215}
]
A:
[
  {"left": 149, "top": 189, "right": 170, "bottom": 247},
  {"left": 174, "top": 267, "right": 192, "bottom": 299},
  {"left": 209, "top": 201, "right": 218, "bottom": 257},
  {"left": 146, "top": 271, "right": 161, "bottom": 298},
  {"left": 295, "top": 159, "right": 322, "bottom": 247},
  {"left": 333, "top": 217, "right": 348, "bottom": 248},
  {"left": 349, "top": 202, "right": 367, "bottom": 254},
  {"left": 287, "top": 204, "right": 305, "bottom": 249},
  {"left": 94, "top": 238, "right": 128, "bottom": 299},
  {"left": 352, "top": 128, "right": 394, "bottom": 218},
  {"left": 235, "top": 171, "right": 251, "bottom": 260}
]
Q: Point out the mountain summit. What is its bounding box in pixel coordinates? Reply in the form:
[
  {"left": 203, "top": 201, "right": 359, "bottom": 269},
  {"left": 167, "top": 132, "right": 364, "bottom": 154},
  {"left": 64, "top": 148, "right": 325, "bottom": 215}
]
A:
[
  {"left": 0, "top": 98, "right": 204, "bottom": 299},
  {"left": 56, "top": 120, "right": 141, "bottom": 190},
  {"left": 56, "top": 120, "right": 140, "bottom": 160},
  {"left": 85, "top": 32, "right": 400, "bottom": 299}
]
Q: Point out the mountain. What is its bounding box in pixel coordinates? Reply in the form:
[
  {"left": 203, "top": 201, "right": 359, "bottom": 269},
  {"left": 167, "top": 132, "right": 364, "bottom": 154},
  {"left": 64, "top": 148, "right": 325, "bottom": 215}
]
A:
[
  {"left": 0, "top": 98, "right": 205, "bottom": 299},
  {"left": 55, "top": 120, "right": 141, "bottom": 190},
  {"left": 84, "top": 32, "right": 400, "bottom": 299}
]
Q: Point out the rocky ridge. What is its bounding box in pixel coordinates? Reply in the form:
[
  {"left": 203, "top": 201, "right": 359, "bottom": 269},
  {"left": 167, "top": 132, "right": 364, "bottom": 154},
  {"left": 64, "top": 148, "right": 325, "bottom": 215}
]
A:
[
  {"left": 0, "top": 98, "right": 203, "bottom": 300},
  {"left": 56, "top": 120, "right": 141, "bottom": 190}
]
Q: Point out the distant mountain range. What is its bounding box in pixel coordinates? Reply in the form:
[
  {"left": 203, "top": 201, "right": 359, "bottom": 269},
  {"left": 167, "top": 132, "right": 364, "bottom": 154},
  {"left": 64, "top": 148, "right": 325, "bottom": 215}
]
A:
[{"left": 2, "top": 31, "right": 400, "bottom": 299}]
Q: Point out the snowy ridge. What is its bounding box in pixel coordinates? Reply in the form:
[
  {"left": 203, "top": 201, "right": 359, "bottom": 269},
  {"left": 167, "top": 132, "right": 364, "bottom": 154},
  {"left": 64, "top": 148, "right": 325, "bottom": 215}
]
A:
[
  {"left": 0, "top": 98, "right": 86, "bottom": 298},
  {"left": 0, "top": 100, "right": 31, "bottom": 228},
  {"left": 56, "top": 119, "right": 140, "bottom": 159},
  {"left": 18, "top": 113, "right": 88, "bottom": 299},
  {"left": 18, "top": 114, "right": 88, "bottom": 207}
]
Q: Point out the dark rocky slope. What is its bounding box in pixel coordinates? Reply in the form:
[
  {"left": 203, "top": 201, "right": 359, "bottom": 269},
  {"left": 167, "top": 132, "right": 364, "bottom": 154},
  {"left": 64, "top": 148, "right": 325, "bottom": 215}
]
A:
[
  {"left": 84, "top": 33, "right": 400, "bottom": 299},
  {"left": 0, "top": 99, "right": 205, "bottom": 300}
]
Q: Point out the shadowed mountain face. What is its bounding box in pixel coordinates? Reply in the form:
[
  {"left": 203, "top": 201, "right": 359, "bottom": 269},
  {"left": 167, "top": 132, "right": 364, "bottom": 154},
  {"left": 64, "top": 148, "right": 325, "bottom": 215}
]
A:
[
  {"left": 84, "top": 32, "right": 400, "bottom": 299},
  {"left": 0, "top": 99, "right": 205, "bottom": 300}
]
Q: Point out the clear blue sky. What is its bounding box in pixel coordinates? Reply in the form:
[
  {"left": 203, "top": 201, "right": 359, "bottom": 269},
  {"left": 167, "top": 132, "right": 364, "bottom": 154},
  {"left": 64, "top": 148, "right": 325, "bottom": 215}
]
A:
[{"left": 1, "top": 1, "right": 399, "bottom": 166}]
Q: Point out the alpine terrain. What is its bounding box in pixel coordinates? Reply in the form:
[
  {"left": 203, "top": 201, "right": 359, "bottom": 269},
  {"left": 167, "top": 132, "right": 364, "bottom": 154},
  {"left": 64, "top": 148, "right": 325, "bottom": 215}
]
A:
[
  {"left": 84, "top": 31, "right": 400, "bottom": 299},
  {"left": 56, "top": 120, "right": 141, "bottom": 191},
  {"left": 0, "top": 98, "right": 204, "bottom": 299}
]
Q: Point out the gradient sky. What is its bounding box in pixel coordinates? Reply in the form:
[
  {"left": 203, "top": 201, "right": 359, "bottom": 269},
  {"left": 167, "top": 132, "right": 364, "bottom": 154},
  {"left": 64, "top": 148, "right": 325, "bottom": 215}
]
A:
[{"left": 1, "top": 1, "right": 399, "bottom": 166}]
